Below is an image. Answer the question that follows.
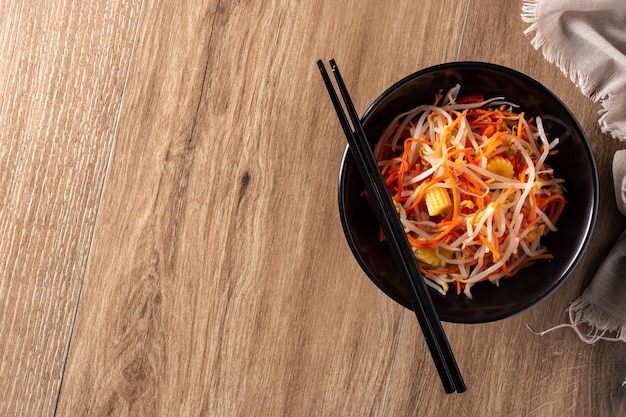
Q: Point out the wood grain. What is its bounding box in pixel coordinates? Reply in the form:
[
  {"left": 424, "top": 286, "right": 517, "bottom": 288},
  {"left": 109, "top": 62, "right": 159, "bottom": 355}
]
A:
[
  {"left": 56, "top": 0, "right": 467, "bottom": 415},
  {"left": 0, "top": 1, "right": 140, "bottom": 416},
  {"left": 384, "top": 1, "right": 626, "bottom": 416},
  {"left": 2, "top": 0, "right": 625, "bottom": 416}
]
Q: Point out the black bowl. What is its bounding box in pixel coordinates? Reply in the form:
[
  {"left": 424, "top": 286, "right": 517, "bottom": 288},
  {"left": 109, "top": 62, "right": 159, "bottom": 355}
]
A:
[{"left": 338, "top": 62, "right": 598, "bottom": 323}]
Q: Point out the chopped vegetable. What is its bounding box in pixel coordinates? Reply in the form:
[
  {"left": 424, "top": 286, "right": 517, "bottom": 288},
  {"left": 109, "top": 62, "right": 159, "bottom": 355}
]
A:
[
  {"left": 374, "top": 85, "right": 566, "bottom": 298},
  {"left": 487, "top": 156, "right": 515, "bottom": 179},
  {"left": 413, "top": 247, "right": 446, "bottom": 267},
  {"left": 425, "top": 187, "right": 452, "bottom": 216}
]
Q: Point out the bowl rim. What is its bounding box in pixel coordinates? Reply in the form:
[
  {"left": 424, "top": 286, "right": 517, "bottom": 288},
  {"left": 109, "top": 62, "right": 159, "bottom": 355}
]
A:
[{"left": 337, "top": 60, "right": 599, "bottom": 323}]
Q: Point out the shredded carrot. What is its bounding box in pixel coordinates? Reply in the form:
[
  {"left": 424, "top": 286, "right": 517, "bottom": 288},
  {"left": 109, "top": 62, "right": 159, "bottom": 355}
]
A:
[{"left": 374, "top": 85, "right": 566, "bottom": 298}]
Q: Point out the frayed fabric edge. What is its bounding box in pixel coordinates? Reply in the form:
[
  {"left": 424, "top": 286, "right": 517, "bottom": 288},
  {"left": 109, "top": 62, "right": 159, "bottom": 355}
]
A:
[
  {"left": 527, "top": 297, "right": 626, "bottom": 343},
  {"left": 521, "top": 1, "right": 626, "bottom": 141},
  {"left": 597, "top": 93, "right": 626, "bottom": 141}
]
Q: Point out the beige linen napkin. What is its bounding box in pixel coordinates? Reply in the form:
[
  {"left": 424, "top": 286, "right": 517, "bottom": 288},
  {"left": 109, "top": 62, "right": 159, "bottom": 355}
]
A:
[
  {"left": 534, "top": 152, "right": 626, "bottom": 343},
  {"left": 522, "top": 1, "right": 626, "bottom": 342},
  {"left": 566, "top": 150, "right": 626, "bottom": 342},
  {"left": 522, "top": 0, "right": 626, "bottom": 141}
]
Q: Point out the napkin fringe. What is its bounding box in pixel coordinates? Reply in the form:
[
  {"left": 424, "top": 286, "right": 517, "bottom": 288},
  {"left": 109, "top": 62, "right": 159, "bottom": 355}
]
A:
[
  {"left": 562, "top": 297, "right": 626, "bottom": 343},
  {"left": 522, "top": 0, "right": 626, "bottom": 141},
  {"left": 529, "top": 298, "right": 626, "bottom": 343}
]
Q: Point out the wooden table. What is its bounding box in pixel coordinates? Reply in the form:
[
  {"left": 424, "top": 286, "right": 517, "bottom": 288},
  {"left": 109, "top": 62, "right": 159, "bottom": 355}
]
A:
[{"left": 2, "top": 0, "right": 625, "bottom": 415}]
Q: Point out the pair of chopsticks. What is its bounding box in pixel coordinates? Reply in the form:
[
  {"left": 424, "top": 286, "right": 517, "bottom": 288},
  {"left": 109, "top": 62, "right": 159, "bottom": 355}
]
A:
[{"left": 317, "top": 59, "right": 466, "bottom": 394}]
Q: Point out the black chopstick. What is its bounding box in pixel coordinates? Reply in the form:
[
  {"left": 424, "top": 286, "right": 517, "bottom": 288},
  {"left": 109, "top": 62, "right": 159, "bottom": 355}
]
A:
[{"left": 317, "top": 59, "right": 466, "bottom": 394}]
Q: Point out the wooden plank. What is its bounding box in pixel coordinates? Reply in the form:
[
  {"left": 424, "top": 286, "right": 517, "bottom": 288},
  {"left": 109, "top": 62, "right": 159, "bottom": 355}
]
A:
[
  {"left": 383, "top": 0, "right": 626, "bottom": 415},
  {"left": 55, "top": 0, "right": 467, "bottom": 415},
  {"left": 0, "top": 1, "right": 140, "bottom": 416}
]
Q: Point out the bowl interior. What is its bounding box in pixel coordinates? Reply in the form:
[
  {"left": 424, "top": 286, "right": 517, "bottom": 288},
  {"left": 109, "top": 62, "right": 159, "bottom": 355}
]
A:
[{"left": 338, "top": 62, "right": 598, "bottom": 323}]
